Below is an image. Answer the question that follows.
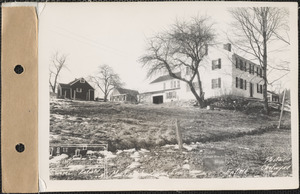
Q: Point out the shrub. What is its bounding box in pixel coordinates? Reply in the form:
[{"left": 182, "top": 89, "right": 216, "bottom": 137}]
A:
[{"left": 205, "top": 95, "right": 264, "bottom": 112}]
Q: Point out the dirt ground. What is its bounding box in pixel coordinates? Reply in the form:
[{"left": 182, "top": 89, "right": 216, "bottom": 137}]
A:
[{"left": 49, "top": 99, "right": 292, "bottom": 180}]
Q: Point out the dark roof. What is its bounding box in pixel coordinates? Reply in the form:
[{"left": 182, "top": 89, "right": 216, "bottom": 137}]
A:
[
  {"left": 115, "top": 88, "right": 139, "bottom": 95},
  {"left": 58, "top": 83, "right": 71, "bottom": 88},
  {"left": 267, "top": 90, "right": 279, "bottom": 96},
  {"left": 150, "top": 72, "right": 181, "bottom": 84},
  {"left": 68, "top": 78, "right": 84, "bottom": 85},
  {"left": 58, "top": 78, "right": 95, "bottom": 90}
]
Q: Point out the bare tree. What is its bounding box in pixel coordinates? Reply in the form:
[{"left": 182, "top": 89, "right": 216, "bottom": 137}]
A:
[
  {"left": 49, "top": 52, "right": 68, "bottom": 93},
  {"left": 89, "top": 65, "right": 122, "bottom": 102},
  {"left": 140, "top": 16, "right": 215, "bottom": 107},
  {"left": 229, "top": 7, "right": 289, "bottom": 114}
]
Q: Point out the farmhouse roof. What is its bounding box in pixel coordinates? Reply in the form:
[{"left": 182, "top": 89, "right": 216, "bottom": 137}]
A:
[
  {"left": 115, "top": 88, "right": 139, "bottom": 95},
  {"left": 150, "top": 72, "right": 181, "bottom": 84}
]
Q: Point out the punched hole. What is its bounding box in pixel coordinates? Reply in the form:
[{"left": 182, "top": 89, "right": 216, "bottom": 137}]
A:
[
  {"left": 15, "top": 143, "right": 25, "bottom": 153},
  {"left": 14, "top": 65, "right": 24, "bottom": 74}
]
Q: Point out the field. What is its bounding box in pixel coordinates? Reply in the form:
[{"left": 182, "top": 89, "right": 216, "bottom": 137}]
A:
[{"left": 49, "top": 99, "right": 292, "bottom": 180}]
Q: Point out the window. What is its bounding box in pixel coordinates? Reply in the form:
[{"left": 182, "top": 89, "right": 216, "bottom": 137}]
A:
[
  {"left": 236, "top": 77, "right": 239, "bottom": 88},
  {"left": 244, "top": 62, "right": 247, "bottom": 72},
  {"left": 170, "top": 80, "right": 179, "bottom": 89},
  {"left": 256, "top": 67, "right": 259, "bottom": 76},
  {"left": 249, "top": 63, "right": 251, "bottom": 73},
  {"left": 212, "top": 59, "right": 221, "bottom": 70},
  {"left": 244, "top": 80, "right": 247, "bottom": 90},
  {"left": 212, "top": 78, "right": 221, "bottom": 89},
  {"left": 223, "top": 43, "right": 231, "bottom": 52},
  {"left": 250, "top": 64, "right": 255, "bottom": 74},
  {"left": 166, "top": 91, "right": 176, "bottom": 99},
  {"left": 76, "top": 88, "right": 82, "bottom": 93},
  {"left": 239, "top": 59, "right": 243, "bottom": 70},
  {"left": 257, "top": 84, "right": 263, "bottom": 93},
  {"left": 63, "top": 147, "right": 68, "bottom": 152},
  {"left": 80, "top": 78, "right": 85, "bottom": 83},
  {"left": 193, "top": 81, "right": 200, "bottom": 89},
  {"left": 240, "top": 78, "right": 244, "bottom": 89},
  {"left": 186, "top": 83, "right": 190, "bottom": 92}
]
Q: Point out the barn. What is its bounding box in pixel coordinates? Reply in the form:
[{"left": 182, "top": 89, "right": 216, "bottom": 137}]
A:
[
  {"left": 110, "top": 88, "right": 139, "bottom": 103},
  {"left": 57, "top": 78, "right": 95, "bottom": 101}
]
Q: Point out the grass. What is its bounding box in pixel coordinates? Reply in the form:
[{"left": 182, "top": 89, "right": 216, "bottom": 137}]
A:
[
  {"left": 49, "top": 99, "right": 292, "bottom": 180},
  {"left": 50, "top": 99, "right": 290, "bottom": 151}
]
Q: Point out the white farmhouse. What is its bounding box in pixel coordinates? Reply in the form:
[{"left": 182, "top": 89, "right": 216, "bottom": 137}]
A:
[{"left": 139, "top": 43, "right": 264, "bottom": 104}]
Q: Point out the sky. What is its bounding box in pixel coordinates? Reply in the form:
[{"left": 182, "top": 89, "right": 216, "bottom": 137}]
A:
[{"left": 38, "top": 2, "right": 295, "bottom": 97}]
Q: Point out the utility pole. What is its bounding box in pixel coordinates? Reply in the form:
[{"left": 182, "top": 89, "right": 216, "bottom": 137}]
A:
[
  {"left": 277, "top": 89, "right": 286, "bottom": 129},
  {"left": 175, "top": 119, "right": 183, "bottom": 152}
]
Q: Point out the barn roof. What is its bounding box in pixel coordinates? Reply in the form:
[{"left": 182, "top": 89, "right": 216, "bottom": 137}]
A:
[
  {"left": 58, "top": 78, "right": 95, "bottom": 90},
  {"left": 115, "top": 88, "right": 139, "bottom": 95},
  {"left": 58, "top": 83, "right": 71, "bottom": 88},
  {"left": 150, "top": 72, "right": 181, "bottom": 84}
]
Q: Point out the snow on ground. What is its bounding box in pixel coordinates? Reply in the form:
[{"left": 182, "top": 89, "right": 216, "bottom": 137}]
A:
[{"left": 50, "top": 154, "right": 69, "bottom": 164}]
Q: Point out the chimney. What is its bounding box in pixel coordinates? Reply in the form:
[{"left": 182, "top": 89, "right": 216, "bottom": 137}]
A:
[{"left": 223, "top": 43, "right": 231, "bottom": 52}]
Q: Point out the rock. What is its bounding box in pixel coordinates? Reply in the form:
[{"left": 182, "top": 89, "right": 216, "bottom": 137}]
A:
[
  {"left": 128, "top": 162, "right": 141, "bottom": 169},
  {"left": 182, "top": 164, "right": 190, "bottom": 170}
]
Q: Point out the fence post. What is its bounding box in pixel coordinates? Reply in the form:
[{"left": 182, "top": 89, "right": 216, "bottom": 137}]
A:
[
  {"left": 277, "top": 89, "right": 286, "bottom": 129},
  {"left": 175, "top": 119, "right": 183, "bottom": 152}
]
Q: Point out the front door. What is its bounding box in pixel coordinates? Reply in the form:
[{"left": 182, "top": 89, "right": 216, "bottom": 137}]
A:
[{"left": 250, "top": 83, "right": 253, "bottom": 97}]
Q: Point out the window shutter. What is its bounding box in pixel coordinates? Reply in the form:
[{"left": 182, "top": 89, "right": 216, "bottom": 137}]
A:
[
  {"left": 244, "top": 80, "right": 247, "bottom": 90},
  {"left": 218, "top": 78, "right": 221, "bottom": 88},
  {"left": 212, "top": 60, "right": 215, "bottom": 70},
  {"left": 239, "top": 59, "right": 243, "bottom": 70},
  {"left": 236, "top": 77, "right": 239, "bottom": 88},
  {"left": 257, "top": 83, "right": 259, "bottom": 93},
  {"left": 240, "top": 79, "right": 243, "bottom": 89},
  {"left": 260, "top": 69, "right": 262, "bottom": 77},
  {"left": 212, "top": 79, "right": 214, "bottom": 89},
  {"left": 244, "top": 62, "right": 247, "bottom": 72},
  {"left": 260, "top": 85, "right": 263, "bottom": 94},
  {"left": 236, "top": 58, "right": 239, "bottom": 68},
  {"left": 249, "top": 64, "right": 251, "bottom": 73}
]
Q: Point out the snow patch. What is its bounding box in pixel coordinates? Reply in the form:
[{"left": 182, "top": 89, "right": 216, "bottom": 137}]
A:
[{"left": 49, "top": 154, "right": 69, "bottom": 164}]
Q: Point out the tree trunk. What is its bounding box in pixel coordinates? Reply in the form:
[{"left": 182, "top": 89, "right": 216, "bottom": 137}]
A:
[
  {"left": 196, "top": 70, "right": 205, "bottom": 107},
  {"left": 189, "top": 82, "right": 204, "bottom": 108},
  {"left": 104, "top": 94, "right": 108, "bottom": 102},
  {"left": 262, "top": 14, "right": 269, "bottom": 115}
]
